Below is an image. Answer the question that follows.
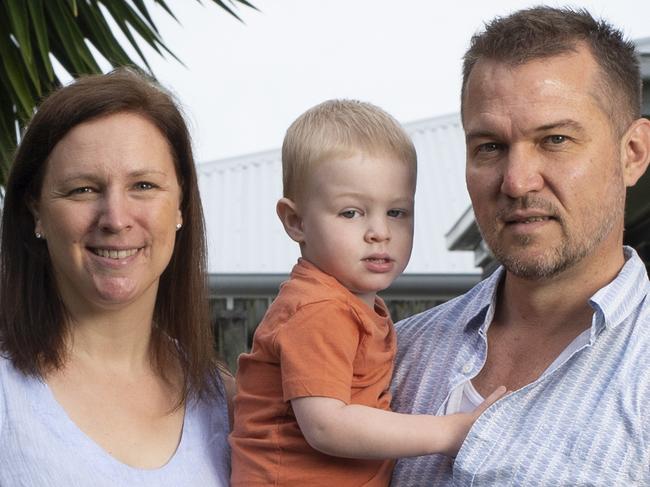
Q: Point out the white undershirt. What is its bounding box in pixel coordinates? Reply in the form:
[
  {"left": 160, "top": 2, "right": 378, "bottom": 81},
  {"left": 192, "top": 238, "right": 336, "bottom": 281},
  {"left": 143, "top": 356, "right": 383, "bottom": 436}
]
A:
[{"left": 444, "top": 328, "right": 591, "bottom": 414}]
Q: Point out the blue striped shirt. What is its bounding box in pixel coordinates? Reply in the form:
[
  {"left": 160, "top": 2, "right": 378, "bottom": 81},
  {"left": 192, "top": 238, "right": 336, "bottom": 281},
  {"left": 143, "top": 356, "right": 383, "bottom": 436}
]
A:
[{"left": 391, "top": 247, "right": 650, "bottom": 486}]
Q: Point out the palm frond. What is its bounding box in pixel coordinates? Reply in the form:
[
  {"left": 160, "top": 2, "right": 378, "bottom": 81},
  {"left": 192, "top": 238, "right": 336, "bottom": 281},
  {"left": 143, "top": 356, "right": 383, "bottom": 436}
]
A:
[{"left": 0, "top": 0, "right": 258, "bottom": 187}]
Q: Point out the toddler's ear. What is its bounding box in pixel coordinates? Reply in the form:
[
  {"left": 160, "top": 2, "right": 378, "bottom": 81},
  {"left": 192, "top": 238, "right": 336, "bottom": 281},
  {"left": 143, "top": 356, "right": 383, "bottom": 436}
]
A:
[{"left": 276, "top": 197, "right": 305, "bottom": 243}]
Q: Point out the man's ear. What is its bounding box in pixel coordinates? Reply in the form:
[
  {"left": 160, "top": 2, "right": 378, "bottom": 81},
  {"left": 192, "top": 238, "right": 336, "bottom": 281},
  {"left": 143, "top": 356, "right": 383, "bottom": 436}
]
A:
[
  {"left": 276, "top": 197, "right": 305, "bottom": 243},
  {"left": 621, "top": 117, "right": 650, "bottom": 187}
]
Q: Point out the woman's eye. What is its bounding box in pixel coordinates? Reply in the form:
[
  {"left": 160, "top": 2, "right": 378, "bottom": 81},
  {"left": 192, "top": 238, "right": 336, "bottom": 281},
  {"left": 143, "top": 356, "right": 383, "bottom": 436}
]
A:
[
  {"left": 387, "top": 209, "right": 405, "bottom": 218},
  {"left": 547, "top": 135, "right": 567, "bottom": 144},
  {"left": 339, "top": 210, "right": 359, "bottom": 219},
  {"left": 135, "top": 182, "right": 155, "bottom": 190}
]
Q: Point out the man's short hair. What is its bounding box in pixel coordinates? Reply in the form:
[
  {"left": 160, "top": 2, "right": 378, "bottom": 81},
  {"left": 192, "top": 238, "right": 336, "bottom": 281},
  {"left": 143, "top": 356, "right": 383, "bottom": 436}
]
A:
[
  {"left": 461, "top": 6, "right": 641, "bottom": 131},
  {"left": 281, "top": 99, "right": 417, "bottom": 201}
]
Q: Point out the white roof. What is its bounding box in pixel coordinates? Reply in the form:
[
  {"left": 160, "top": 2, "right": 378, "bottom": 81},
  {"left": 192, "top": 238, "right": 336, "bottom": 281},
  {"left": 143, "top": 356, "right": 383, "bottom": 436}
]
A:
[{"left": 198, "top": 113, "right": 477, "bottom": 274}]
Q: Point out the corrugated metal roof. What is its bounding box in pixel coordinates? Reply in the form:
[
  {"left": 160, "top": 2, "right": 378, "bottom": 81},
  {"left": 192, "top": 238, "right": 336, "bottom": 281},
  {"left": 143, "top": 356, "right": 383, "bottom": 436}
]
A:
[{"left": 198, "top": 113, "right": 477, "bottom": 274}]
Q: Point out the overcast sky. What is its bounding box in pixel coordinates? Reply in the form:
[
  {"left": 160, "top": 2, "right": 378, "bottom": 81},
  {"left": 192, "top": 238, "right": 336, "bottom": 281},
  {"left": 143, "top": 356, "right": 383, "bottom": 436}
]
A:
[{"left": 137, "top": 1, "right": 650, "bottom": 164}]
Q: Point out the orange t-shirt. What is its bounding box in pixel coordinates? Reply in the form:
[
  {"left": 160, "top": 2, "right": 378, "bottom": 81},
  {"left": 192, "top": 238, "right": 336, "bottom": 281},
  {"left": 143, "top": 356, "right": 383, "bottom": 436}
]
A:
[{"left": 230, "top": 259, "right": 396, "bottom": 486}]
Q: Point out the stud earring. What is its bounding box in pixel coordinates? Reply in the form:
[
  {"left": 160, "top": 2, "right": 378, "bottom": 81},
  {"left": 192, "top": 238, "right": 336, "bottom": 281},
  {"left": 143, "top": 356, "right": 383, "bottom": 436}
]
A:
[
  {"left": 176, "top": 223, "right": 182, "bottom": 230},
  {"left": 35, "top": 232, "right": 43, "bottom": 239}
]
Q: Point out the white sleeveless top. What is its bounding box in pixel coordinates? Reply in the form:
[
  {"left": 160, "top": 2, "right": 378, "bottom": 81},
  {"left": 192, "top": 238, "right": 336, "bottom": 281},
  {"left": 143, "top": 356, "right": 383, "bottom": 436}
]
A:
[{"left": 0, "top": 356, "right": 230, "bottom": 486}]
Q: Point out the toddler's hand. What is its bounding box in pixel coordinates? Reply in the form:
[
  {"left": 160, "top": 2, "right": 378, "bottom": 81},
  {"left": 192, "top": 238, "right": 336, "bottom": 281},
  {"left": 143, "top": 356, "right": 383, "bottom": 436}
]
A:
[
  {"left": 442, "top": 385, "right": 507, "bottom": 457},
  {"left": 471, "top": 385, "right": 508, "bottom": 420}
]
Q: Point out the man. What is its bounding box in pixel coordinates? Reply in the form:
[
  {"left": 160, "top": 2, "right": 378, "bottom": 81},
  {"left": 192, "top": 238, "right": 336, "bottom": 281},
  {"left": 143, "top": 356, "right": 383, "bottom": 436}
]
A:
[{"left": 391, "top": 7, "right": 650, "bottom": 486}]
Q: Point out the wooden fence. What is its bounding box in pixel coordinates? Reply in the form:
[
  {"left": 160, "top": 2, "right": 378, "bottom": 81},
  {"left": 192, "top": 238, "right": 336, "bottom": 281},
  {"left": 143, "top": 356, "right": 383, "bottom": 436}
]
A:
[{"left": 209, "top": 273, "right": 480, "bottom": 372}]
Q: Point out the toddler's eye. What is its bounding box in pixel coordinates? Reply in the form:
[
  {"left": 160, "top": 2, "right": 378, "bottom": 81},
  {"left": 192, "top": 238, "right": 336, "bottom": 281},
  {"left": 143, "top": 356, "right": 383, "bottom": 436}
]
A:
[
  {"left": 387, "top": 209, "right": 406, "bottom": 218},
  {"left": 339, "top": 210, "right": 360, "bottom": 219}
]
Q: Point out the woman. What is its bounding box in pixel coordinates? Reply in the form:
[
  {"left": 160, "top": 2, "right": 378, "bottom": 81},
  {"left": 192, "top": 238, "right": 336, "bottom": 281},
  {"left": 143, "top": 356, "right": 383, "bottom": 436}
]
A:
[{"left": 0, "top": 69, "right": 233, "bottom": 485}]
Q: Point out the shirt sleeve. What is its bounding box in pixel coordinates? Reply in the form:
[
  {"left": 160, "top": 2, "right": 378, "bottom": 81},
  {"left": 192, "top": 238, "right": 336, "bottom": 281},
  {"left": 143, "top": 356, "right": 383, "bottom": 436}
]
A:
[{"left": 274, "top": 299, "right": 361, "bottom": 404}]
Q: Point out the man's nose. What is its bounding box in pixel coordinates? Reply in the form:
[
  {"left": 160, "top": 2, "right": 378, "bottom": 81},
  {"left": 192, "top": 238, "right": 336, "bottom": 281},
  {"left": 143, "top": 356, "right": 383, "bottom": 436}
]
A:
[
  {"left": 364, "top": 215, "right": 391, "bottom": 243},
  {"left": 499, "top": 145, "right": 544, "bottom": 198},
  {"left": 97, "top": 190, "right": 133, "bottom": 233}
]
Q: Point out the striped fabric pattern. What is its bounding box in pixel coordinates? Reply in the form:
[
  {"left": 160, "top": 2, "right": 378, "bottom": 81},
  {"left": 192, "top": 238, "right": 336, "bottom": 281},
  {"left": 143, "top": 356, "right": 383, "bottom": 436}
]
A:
[{"left": 390, "top": 247, "right": 650, "bottom": 486}]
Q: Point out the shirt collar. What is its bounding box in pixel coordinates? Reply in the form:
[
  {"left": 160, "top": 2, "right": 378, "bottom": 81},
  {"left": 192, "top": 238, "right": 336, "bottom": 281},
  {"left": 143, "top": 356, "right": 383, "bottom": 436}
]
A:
[
  {"left": 588, "top": 246, "right": 650, "bottom": 335},
  {"left": 463, "top": 246, "right": 650, "bottom": 337},
  {"left": 463, "top": 266, "right": 504, "bottom": 333}
]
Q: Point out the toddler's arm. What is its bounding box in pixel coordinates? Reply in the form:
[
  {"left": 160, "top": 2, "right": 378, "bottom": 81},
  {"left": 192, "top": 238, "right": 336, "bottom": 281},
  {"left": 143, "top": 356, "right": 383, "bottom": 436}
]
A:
[{"left": 291, "top": 386, "right": 506, "bottom": 459}]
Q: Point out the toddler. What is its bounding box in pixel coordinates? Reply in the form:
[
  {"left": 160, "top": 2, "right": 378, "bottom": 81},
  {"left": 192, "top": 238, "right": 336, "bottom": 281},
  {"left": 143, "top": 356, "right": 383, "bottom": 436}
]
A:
[{"left": 230, "top": 100, "right": 505, "bottom": 486}]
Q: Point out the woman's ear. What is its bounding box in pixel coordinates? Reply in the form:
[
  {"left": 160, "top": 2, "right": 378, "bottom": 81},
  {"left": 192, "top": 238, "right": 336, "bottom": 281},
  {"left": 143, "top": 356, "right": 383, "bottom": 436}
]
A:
[
  {"left": 621, "top": 117, "right": 650, "bottom": 187},
  {"left": 176, "top": 207, "right": 183, "bottom": 231},
  {"left": 26, "top": 198, "right": 43, "bottom": 237},
  {"left": 276, "top": 197, "right": 305, "bottom": 243}
]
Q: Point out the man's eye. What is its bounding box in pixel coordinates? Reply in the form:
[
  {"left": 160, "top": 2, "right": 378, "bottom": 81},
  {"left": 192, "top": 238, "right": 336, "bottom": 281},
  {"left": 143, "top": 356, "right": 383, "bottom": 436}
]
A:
[
  {"left": 477, "top": 143, "right": 501, "bottom": 153},
  {"left": 69, "top": 187, "right": 94, "bottom": 195},
  {"left": 387, "top": 209, "right": 406, "bottom": 218},
  {"left": 339, "top": 210, "right": 359, "bottom": 219}
]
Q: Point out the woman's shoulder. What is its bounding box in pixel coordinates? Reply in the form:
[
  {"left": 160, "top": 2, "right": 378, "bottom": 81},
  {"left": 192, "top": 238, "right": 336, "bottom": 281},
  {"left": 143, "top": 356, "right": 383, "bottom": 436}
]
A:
[
  {"left": 181, "top": 370, "right": 232, "bottom": 479},
  {"left": 0, "top": 355, "right": 5, "bottom": 428},
  {"left": 0, "top": 354, "right": 40, "bottom": 440},
  {"left": 0, "top": 353, "right": 10, "bottom": 368},
  {"left": 189, "top": 367, "right": 233, "bottom": 425},
  {"left": 0, "top": 353, "right": 29, "bottom": 388}
]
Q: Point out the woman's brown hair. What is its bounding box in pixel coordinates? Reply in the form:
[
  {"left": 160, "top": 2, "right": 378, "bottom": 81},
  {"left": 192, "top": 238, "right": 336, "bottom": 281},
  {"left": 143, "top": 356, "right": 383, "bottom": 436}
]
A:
[{"left": 0, "top": 68, "right": 221, "bottom": 403}]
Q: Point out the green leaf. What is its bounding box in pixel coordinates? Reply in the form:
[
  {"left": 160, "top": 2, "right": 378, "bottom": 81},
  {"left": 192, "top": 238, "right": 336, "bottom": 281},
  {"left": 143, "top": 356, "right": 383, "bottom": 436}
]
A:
[
  {"left": 0, "top": 15, "right": 35, "bottom": 116},
  {"left": 0, "top": 66, "right": 20, "bottom": 179},
  {"left": 5, "top": 0, "right": 41, "bottom": 94},
  {"left": 68, "top": 0, "right": 78, "bottom": 17},
  {"left": 209, "top": 0, "right": 244, "bottom": 22},
  {"left": 77, "top": 1, "right": 134, "bottom": 67},
  {"left": 148, "top": 0, "right": 178, "bottom": 24},
  {"left": 224, "top": 0, "right": 259, "bottom": 12},
  {"left": 44, "top": 1, "right": 101, "bottom": 74},
  {"left": 100, "top": 0, "right": 181, "bottom": 65},
  {"left": 26, "top": 0, "right": 55, "bottom": 81},
  {"left": 0, "top": 73, "right": 18, "bottom": 136},
  {"left": 0, "top": 0, "right": 259, "bottom": 187},
  {"left": 100, "top": 0, "right": 162, "bottom": 40},
  {"left": 208, "top": 0, "right": 260, "bottom": 21},
  {"left": 131, "top": 0, "right": 175, "bottom": 31}
]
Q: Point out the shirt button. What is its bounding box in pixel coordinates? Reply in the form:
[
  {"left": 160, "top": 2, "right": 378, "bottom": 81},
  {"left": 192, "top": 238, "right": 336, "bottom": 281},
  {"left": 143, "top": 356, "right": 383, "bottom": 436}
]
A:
[{"left": 462, "top": 363, "right": 472, "bottom": 374}]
